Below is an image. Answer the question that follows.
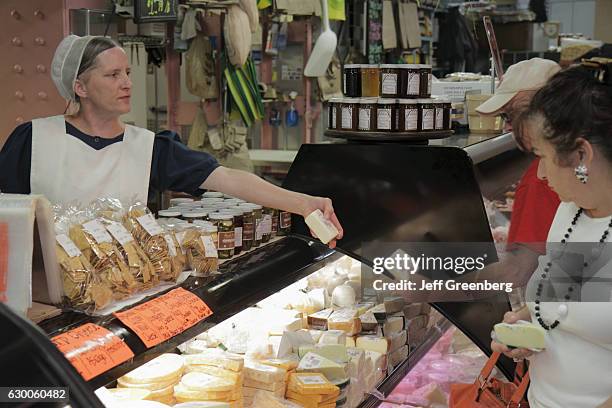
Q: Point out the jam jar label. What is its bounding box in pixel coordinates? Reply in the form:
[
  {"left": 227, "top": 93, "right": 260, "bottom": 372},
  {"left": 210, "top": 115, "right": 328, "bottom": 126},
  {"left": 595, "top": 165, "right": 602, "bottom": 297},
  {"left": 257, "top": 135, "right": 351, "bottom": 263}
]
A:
[
  {"left": 422, "top": 108, "right": 434, "bottom": 130},
  {"left": 435, "top": 107, "right": 444, "bottom": 130},
  {"left": 272, "top": 215, "right": 278, "bottom": 233},
  {"left": 358, "top": 108, "right": 371, "bottom": 130},
  {"left": 405, "top": 108, "right": 419, "bottom": 131},
  {"left": 280, "top": 212, "right": 292, "bottom": 229},
  {"left": 341, "top": 106, "right": 353, "bottom": 129},
  {"left": 218, "top": 231, "right": 235, "bottom": 250},
  {"left": 234, "top": 227, "right": 243, "bottom": 247},
  {"left": 428, "top": 73, "right": 432, "bottom": 94},
  {"left": 243, "top": 222, "right": 255, "bottom": 240},
  {"left": 408, "top": 73, "right": 420, "bottom": 96},
  {"left": 331, "top": 106, "right": 337, "bottom": 128},
  {"left": 382, "top": 73, "right": 398, "bottom": 95},
  {"left": 377, "top": 108, "right": 392, "bottom": 130}
]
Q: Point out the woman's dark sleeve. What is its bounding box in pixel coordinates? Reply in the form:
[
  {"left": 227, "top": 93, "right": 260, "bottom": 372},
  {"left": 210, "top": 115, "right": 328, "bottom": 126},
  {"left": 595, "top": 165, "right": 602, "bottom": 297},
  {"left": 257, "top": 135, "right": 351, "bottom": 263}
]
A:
[
  {"left": 0, "top": 122, "right": 32, "bottom": 194},
  {"left": 149, "top": 130, "right": 220, "bottom": 197}
]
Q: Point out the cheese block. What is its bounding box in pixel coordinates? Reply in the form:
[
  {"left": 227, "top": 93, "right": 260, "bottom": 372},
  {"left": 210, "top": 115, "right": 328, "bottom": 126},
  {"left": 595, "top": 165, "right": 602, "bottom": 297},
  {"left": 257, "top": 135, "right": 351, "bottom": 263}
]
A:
[
  {"left": 244, "top": 360, "right": 287, "bottom": 383},
  {"left": 173, "top": 384, "right": 233, "bottom": 401},
  {"left": 365, "top": 350, "right": 386, "bottom": 372},
  {"left": 387, "top": 330, "right": 407, "bottom": 353},
  {"left": 304, "top": 209, "right": 339, "bottom": 244},
  {"left": 285, "top": 390, "right": 325, "bottom": 404},
  {"left": 243, "top": 377, "right": 286, "bottom": 392},
  {"left": 297, "top": 352, "right": 347, "bottom": 382},
  {"left": 356, "top": 335, "right": 390, "bottom": 354},
  {"left": 173, "top": 402, "right": 231, "bottom": 408},
  {"left": 307, "top": 330, "right": 324, "bottom": 343},
  {"left": 318, "top": 330, "right": 346, "bottom": 345},
  {"left": 252, "top": 392, "right": 304, "bottom": 408},
  {"left": 288, "top": 372, "right": 340, "bottom": 395},
  {"left": 308, "top": 308, "right": 334, "bottom": 330},
  {"left": 297, "top": 344, "right": 349, "bottom": 364},
  {"left": 494, "top": 321, "right": 546, "bottom": 350},
  {"left": 370, "top": 304, "right": 387, "bottom": 322},
  {"left": 121, "top": 354, "right": 184, "bottom": 385},
  {"left": 345, "top": 336, "right": 356, "bottom": 348},
  {"left": 107, "top": 388, "right": 151, "bottom": 401},
  {"left": 346, "top": 347, "right": 365, "bottom": 379},
  {"left": 403, "top": 303, "right": 422, "bottom": 320},
  {"left": 117, "top": 376, "right": 180, "bottom": 391},
  {"left": 388, "top": 345, "right": 409, "bottom": 368},
  {"left": 184, "top": 365, "right": 243, "bottom": 383},
  {"left": 359, "top": 312, "right": 379, "bottom": 333},
  {"left": 328, "top": 317, "right": 361, "bottom": 337},
  {"left": 185, "top": 339, "right": 218, "bottom": 354},
  {"left": 307, "top": 288, "right": 328, "bottom": 311},
  {"left": 184, "top": 349, "right": 244, "bottom": 372},
  {"left": 383, "top": 297, "right": 405, "bottom": 314},
  {"left": 354, "top": 302, "right": 375, "bottom": 316},
  {"left": 345, "top": 280, "right": 362, "bottom": 301},
  {"left": 406, "top": 315, "right": 428, "bottom": 331},
  {"left": 180, "top": 372, "right": 237, "bottom": 392},
  {"left": 243, "top": 386, "right": 285, "bottom": 398},
  {"left": 275, "top": 330, "right": 315, "bottom": 358},
  {"left": 259, "top": 356, "right": 300, "bottom": 371},
  {"left": 382, "top": 316, "right": 404, "bottom": 336}
]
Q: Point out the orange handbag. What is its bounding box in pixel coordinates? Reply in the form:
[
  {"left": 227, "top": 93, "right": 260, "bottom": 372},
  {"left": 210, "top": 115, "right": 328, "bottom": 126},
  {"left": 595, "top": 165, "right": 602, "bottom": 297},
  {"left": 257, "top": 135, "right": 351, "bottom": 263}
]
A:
[{"left": 449, "top": 352, "right": 530, "bottom": 408}]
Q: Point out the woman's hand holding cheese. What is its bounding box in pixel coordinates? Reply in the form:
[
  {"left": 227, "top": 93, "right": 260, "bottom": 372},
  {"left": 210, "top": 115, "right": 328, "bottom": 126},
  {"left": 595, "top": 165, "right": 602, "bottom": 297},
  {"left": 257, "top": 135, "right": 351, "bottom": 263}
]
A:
[{"left": 491, "top": 308, "right": 536, "bottom": 360}]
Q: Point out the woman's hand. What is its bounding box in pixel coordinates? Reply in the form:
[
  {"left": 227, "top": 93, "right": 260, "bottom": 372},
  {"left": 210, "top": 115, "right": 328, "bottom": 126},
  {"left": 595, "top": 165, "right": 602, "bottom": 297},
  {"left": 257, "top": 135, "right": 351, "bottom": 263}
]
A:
[
  {"left": 300, "top": 195, "right": 344, "bottom": 249},
  {"left": 491, "top": 310, "right": 536, "bottom": 360}
]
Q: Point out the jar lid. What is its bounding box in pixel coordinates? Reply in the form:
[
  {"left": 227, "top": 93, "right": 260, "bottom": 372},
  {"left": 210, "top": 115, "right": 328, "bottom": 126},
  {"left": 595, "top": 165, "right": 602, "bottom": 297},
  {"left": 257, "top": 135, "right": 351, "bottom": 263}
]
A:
[
  {"left": 433, "top": 95, "right": 451, "bottom": 103},
  {"left": 342, "top": 97, "right": 360, "bottom": 103},
  {"left": 183, "top": 211, "right": 208, "bottom": 218},
  {"left": 203, "top": 191, "right": 224, "bottom": 198},
  {"left": 377, "top": 98, "right": 397, "bottom": 104},
  {"left": 379, "top": 64, "right": 398, "bottom": 68},
  {"left": 169, "top": 198, "right": 194, "bottom": 205},
  {"left": 247, "top": 204, "right": 263, "bottom": 210},
  {"left": 397, "top": 64, "right": 420, "bottom": 68},
  {"left": 417, "top": 64, "right": 433, "bottom": 69},
  {"left": 344, "top": 64, "right": 360, "bottom": 68},
  {"left": 328, "top": 97, "right": 343, "bottom": 103},
  {"left": 417, "top": 98, "right": 435, "bottom": 103},
  {"left": 158, "top": 210, "right": 182, "bottom": 217},
  {"left": 363, "top": 64, "right": 379, "bottom": 68},
  {"left": 175, "top": 202, "right": 196, "bottom": 208},
  {"left": 397, "top": 99, "right": 420, "bottom": 104},
  {"left": 200, "top": 197, "right": 224, "bottom": 203},
  {"left": 358, "top": 97, "right": 378, "bottom": 104},
  {"left": 209, "top": 213, "right": 233, "bottom": 221},
  {"left": 221, "top": 208, "right": 245, "bottom": 216}
]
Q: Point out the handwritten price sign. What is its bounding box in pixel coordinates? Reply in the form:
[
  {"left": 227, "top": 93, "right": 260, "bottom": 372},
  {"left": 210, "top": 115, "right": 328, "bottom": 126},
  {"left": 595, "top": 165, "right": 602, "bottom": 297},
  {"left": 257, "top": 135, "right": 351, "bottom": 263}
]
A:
[
  {"left": 51, "top": 324, "right": 134, "bottom": 381},
  {"left": 114, "top": 288, "right": 213, "bottom": 348}
]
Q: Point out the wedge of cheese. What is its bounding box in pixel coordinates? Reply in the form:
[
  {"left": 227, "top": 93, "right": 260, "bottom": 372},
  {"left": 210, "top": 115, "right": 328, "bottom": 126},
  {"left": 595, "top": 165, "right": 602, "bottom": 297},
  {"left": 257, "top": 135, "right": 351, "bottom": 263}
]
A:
[
  {"left": 297, "top": 344, "right": 349, "bottom": 364},
  {"left": 307, "top": 308, "right": 334, "bottom": 330},
  {"left": 180, "top": 372, "right": 236, "bottom": 392},
  {"left": 121, "top": 353, "right": 184, "bottom": 385},
  {"left": 297, "top": 352, "right": 347, "bottom": 382},
  {"left": 287, "top": 372, "right": 340, "bottom": 396},
  {"left": 328, "top": 308, "right": 362, "bottom": 336},
  {"left": 244, "top": 360, "right": 287, "bottom": 383},
  {"left": 184, "top": 349, "right": 244, "bottom": 372},
  {"left": 242, "top": 385, "right": 285, "bottom": 398},
  {"left": 494, "top": 321, "right": 546, "bottom": 350},
  {"left": 243, "top": 377, "right": 286, "bottom": 392},
  {"left": 318, "top": 330, "right": 346, "bottom": 345},
  {"left": 184, "top": 365, "right": 243, "bottom": 383},
  {"left": 356, "top": 335, "right": 390, "bottom": 354}
]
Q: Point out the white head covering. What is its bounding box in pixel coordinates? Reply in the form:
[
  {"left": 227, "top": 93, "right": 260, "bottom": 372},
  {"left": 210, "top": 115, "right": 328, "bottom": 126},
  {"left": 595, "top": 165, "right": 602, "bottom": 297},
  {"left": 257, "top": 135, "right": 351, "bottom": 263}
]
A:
[{"left": 51, "top": 35, "right": 96, "bottom": 101}]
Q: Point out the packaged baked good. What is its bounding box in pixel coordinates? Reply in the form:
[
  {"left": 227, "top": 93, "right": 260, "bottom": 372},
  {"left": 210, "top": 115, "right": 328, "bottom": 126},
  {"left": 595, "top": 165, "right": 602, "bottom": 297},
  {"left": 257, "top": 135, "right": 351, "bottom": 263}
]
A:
[
  {"left": 123, "top": 204, "right": 174, "bottom": 283},
  {"left": 159, "top": 221, "right": 188, "bottom": 279},
  {"left": 180, "top": 224, "right": 219, "bottom": 277}
]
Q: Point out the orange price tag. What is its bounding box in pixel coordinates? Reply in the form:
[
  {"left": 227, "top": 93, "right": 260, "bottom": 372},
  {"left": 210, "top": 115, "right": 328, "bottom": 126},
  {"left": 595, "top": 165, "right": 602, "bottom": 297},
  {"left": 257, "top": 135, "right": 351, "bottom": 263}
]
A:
[
  {"left": 114, "top": 288, "right": 213, "bottom": 348},
  {"left": 51, "top": 323, "right": 134, "bottom": 381}
]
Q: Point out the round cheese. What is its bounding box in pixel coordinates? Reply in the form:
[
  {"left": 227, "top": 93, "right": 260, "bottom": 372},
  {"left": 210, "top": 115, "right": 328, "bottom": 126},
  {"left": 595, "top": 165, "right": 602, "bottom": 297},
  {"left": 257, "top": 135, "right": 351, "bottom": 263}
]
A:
[
  {"left": 185, "top": 340, "right": 214, "bottom": 355},
  {"left": 331, "top": 284, "right": 356, "bottom": 308},
  {"left": 107, "top": 388, "right": 151, "bottom": 401},
  {"left": 115, "top": 401, "right": 171, "bottom": 408},
  {"left": 180, "top": 372, "right": 235, "bottom": 392},
  {"left": 118, "top": 375, "right": 180, "bottom": 391},
  {"left": 121, "top": 353, "right": 184, "bottom": 385}
]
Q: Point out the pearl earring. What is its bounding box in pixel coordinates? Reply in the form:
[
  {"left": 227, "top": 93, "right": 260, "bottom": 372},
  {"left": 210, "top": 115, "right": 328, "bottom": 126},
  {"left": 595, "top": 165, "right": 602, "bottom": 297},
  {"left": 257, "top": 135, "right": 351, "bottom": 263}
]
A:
[{"left": 575, "top": 163, "right": 588, "bottom": 184}]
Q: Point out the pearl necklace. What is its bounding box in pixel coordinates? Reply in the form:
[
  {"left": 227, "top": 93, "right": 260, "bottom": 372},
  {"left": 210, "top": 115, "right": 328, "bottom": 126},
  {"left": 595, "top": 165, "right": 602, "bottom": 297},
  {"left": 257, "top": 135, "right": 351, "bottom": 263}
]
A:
[{"left": 535, "top": 208, "right": 612, "bottom": 330}]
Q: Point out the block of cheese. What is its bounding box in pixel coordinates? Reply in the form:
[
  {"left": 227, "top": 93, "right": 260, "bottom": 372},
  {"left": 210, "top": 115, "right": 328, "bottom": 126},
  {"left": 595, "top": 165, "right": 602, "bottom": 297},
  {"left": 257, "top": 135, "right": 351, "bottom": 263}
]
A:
[
  {"left": 365, "top": 350, "right": 386, "bottom": 372},
  {"left": 382, "top": 316, "right": 405, "bottom": 336},
  {"left": 185, "top": 339, "right": 215, "bottom": 355},
  {"left": 305, "top": 209, "right": 339, "bottom": 245},
  {"left": 121, "top": 353, "right": 184, "bottom": 385},
  {"left": 402, "top": 303, "right": 422, "bottom": 320},
  {"left": 244, "top": 360, "right": 287, "bottom": 383},
  {"left": 318, "top": 330, "right": 346, "bottom": 345},
  {"left": 184, "top": 365, "right": 243, "bottom": 383},
  {"left": 328, "top": 309, "right": 361, "bottom": 336},
  {"left": 346, "top": 348, "right": 365, "bottom": 377},
  {"left": 370, "top": 304, "right": 387, "bottom": 322},
  {"left": 409, "top": 327, "right": 428, "bottom": 347},
  {"left": 356, "top": 335, "right": 390, "bottom": 354},
  {"left": 242, "top": 385, "right": 285, "bottom": 398},
  {"left": 307, "top": 288, "right": 328, "bottom": 311},
  {"left": 180, "top": 372, "right": 236, "bottom": 392},
  {"left": 276, "top": 330, "right": 316, "bottom": 357},
  {"left": 117, "top": 376, "right": 179, "bottom": 391},
  {"left": 184, "top": 349, "right": 244, "bottom": 372},
  {"left": 147, "top": 383, "right": 174, "bottom": 398},
  {"left": 345, "top": 336, "right": 356, "bottom": 348},
  {"left": 383, "top": 297, "right": 405, "bottom": 314},
  {"left": 307, "top": 330, "right": 324, "bottom": 343},
  {"left": 388, "top": 345, "right": 409, "bottom": 368},
  {"left": 252, "top": 391, "right": 304, "bottom": 408},
  {"left": 259, "top": 356, "right": 300, "bottom": 371},
  {"left": 354, "top": 302, "right": 375, "bottom": 316},
  {"left": 297, "top": 352, "right": 348, "bottom": 382},
  {"left": 308, "top": 308, "right": 334, "bottom": 330},
  {"left": 297, "top": 344, "right": 349, "bottom": 364},
  {"left": 285, "top": 390, "right": 325, "bottom": 404},
  {"left": 173, "top": 383, "right": 233, "bottom": 401},
  {"left": 406, "top": 315, "right": 428, "bottom": 331},
  {"left": 387, "top": 330, "right": 407, "bottom": 353},
  {"left": 359, "top": 312, "right": 379, "bottom": 333},
  {"left": 243, "top": 377, "right": 285, "bottom": 392},
  {"left": 173, "top": 402, "right": 231, "bottom": 408},
  {"left": 494, "top": 321, "right": 546, "bottom": 350},
  {"left": 287, "top": 372, "right": 339, "bottom": 395}
]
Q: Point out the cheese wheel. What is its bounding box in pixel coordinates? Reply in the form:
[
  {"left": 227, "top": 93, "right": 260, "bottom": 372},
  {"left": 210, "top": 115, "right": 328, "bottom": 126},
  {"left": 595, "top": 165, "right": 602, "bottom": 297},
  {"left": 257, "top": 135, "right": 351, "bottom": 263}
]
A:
[
  {"left": 117, "top": 376, "right": 180, "bottom": 391},
  {"left": 121, "top": 354, "right": 184, "bottom": 384},
  {"left": 115, "top": 401, "right": 171, "bottom": 408},
  {"left": 107, "top": 387, "right": 151, "bottom": 401}
]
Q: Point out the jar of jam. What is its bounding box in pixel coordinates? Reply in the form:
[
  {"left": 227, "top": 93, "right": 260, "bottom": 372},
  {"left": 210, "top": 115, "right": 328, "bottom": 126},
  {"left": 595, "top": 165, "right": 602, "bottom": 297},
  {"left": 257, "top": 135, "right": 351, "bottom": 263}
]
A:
[
  {"left": 220, "top": 208, "right": 244, "bottom": 255},
  {"left": 261, "top": 207, "right": 274, "bottom": 243},
  {"left": 379, "top": 64, "right": 400, "bottom": 98},
  {"left": 169, "top": 197, "right": 193, "bottom": 207},
  {"left": 249, "top": 204, "right": 264, "bottom": 247},
  {"left": 209, "top": 213, "right": 235, "bottom": 258},
  {"left": 361, "top": 65, "right": 380, "bottom": 97},
  {"left": 343, "top": 64, "right": 362, "bottom": 97},
  {"left": 203, "top": 191, "right": 224, "bottom": 199},
  {"left": 328, "top": 97, "right": 342, "bottom": 130},
  {"left": 399, "top": 64, "right": 421, "bottom": 98},
  {"left": 397, "top": 99, "right": 420, "bottom": 132},
  {"left": 278, "top": 210, "right": 292, "bottom": 235},
  {"left": 418, "top": 65, "right": 432, "bottom": 98},
  {"left": 358, "top": 98, "right": 377, "bottom": 131},
  {"left": 271, "top": 208, "right": 279, "bottom": 238},
  {"left": 182, "top": 210, "right": 208, "bottom": 223},
  {"left": 158, "top": 209, "right": 182, "bottom": 220},
  {"left": 340, "top": 98, "right": 358, "bottom": 131},
  {"left": 438, "top": 96, "right": 452, "bottom": 130},
  {"left": 237, "top": 205, "right": 254, "bottom": 251},
  {"left": 433, "top": 98, "right": 445, "bottom": 131},
  {"left": 377, "top": 98, "right": 397, "bottom": 131},
  {"left": 419, "top": 99, "right": 435, "bottom": 131}
]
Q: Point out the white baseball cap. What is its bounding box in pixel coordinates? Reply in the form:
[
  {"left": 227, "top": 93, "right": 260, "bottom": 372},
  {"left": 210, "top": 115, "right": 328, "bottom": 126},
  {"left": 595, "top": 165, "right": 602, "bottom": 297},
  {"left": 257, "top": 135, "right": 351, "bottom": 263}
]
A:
[{"left": 476, "top": 58, "right": 561, "bottom": 115}]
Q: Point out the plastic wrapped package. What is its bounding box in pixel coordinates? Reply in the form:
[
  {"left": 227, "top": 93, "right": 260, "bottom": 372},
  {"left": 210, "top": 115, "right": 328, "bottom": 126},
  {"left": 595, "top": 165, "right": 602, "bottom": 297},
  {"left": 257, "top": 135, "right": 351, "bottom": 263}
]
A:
[
  {"left": 181, "top": 225, "right": 219, "bottom": 277},
  {"left": 123, "top": 204, "right": 175, "bottom": 283},
  {"left": 158, "top": 221, "right": 188, "bottom": 280}
]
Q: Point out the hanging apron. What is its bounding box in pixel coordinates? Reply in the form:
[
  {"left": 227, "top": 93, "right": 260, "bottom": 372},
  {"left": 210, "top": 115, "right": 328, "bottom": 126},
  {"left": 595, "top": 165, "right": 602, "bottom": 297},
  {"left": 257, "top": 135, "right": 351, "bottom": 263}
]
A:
[{"left": 30, "top": 115, "right": 154, "bottom": 206}]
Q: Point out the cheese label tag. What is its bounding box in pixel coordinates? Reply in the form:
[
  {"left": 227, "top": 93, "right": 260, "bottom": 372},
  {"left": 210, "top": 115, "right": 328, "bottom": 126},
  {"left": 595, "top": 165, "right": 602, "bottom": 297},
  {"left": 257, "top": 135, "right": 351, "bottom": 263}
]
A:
[
  {"left": 164, "top": 234, "right": 177, "bottom": 257},
  {"left": 202, "top": 236, "right": 218, "bottom": 258},
  {"left": 83, "top": 219, "right": 113, "bottom": 244},
  {"left": 56, "top": 234, "right": 81, "bottom": 258},
  {"left": 106, "top": 222, "right": 134, "bottom": 246},
  {"left": 136, "top": 214, "right": 163, "bottom": 236}
]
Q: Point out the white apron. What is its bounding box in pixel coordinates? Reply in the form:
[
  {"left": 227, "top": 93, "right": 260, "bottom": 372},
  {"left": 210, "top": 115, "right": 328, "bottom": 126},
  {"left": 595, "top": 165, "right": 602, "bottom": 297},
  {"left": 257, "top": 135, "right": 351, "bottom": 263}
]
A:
[{"left": 30, "top": 115, "right": 154, "bottom": 206}]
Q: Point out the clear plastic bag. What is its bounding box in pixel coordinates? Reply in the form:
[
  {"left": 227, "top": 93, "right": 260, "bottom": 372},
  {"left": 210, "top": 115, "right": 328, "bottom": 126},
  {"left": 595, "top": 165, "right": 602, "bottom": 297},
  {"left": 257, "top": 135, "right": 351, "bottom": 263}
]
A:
[
  {"left": 159, "top": 221, "right": 188, "bottom": 281},
  {"left": 181, "top": 225, "right": 219, "bottom": 277}
]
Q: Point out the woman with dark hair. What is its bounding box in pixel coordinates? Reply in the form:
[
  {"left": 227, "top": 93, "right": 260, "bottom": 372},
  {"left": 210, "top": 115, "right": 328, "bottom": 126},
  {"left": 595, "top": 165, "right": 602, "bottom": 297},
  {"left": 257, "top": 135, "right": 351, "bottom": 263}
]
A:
[
  {"left": 0, "top": 35, "right": 343, "bottom": 247},
  {"left": 492, "top": 63, "right": 612, "bottom": 408}
]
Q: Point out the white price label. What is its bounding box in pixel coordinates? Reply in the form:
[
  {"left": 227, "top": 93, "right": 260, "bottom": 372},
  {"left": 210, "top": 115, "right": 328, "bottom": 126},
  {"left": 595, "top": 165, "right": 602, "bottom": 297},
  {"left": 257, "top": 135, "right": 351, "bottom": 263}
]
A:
[
  {"left": 176, "top": 231, "right": 187, "bottom": 254},
  {"left": 235, "top": 227, "right": 243, "bottom": 247},
  {"left": 56, "top": 234, "right": 81, "bottom": 258},
  {"left": 422, "top": 108, "right": 434, "bottom": 130},
  {"left": 262, "top": 214, "right": 272, "bottom": 234},
  {"left": 299, "top": 375, "right": 327, "bottom": 385},
  {"left": 407, "top": 72, "right": 420, "bottom": 96},
  {"left": 382, "top": 73, "right": 398, "bottom": 95},
  {"left": 341, "top": 106, "right": 353, "bottom": 129},
  {"left": 136, "top": 214, "right": 163, "bottom": 236},
  {"left": 164, "top": 234, "right": 177, "bottom": 257},
  {"left": 331, "top": 106, "right": 337, "bottom": 128},
  {"left": 201, "top": 235, "right": 218, "bottom": 258},
  {"left": 358, "top": 108, "right": 371, "bottom": 130},
  {"left": 106, "top": 222, "right": 134, "bottom": 246},
  {"left": 83, "top": 219, "right": 113, "bottom": 244},
  {"left": 405, "top": 108, "right": 419, "bottom": 131},
  {"left": 377, "top": 108, "right": 392, "bottom": 130},
  {"left": 255, "top": 219, "right": 264, "bottom": 240},
  {"left": 435, "top": 107, "right": 444, "bottom": 130}
]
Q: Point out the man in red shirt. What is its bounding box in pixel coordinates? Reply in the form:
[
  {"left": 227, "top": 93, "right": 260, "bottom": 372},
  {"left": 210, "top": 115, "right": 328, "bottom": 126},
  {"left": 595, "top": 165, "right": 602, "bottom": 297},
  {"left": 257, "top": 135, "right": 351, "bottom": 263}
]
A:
[{"left": 477, "top": 58, "right": 561, "bottom": 287}]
